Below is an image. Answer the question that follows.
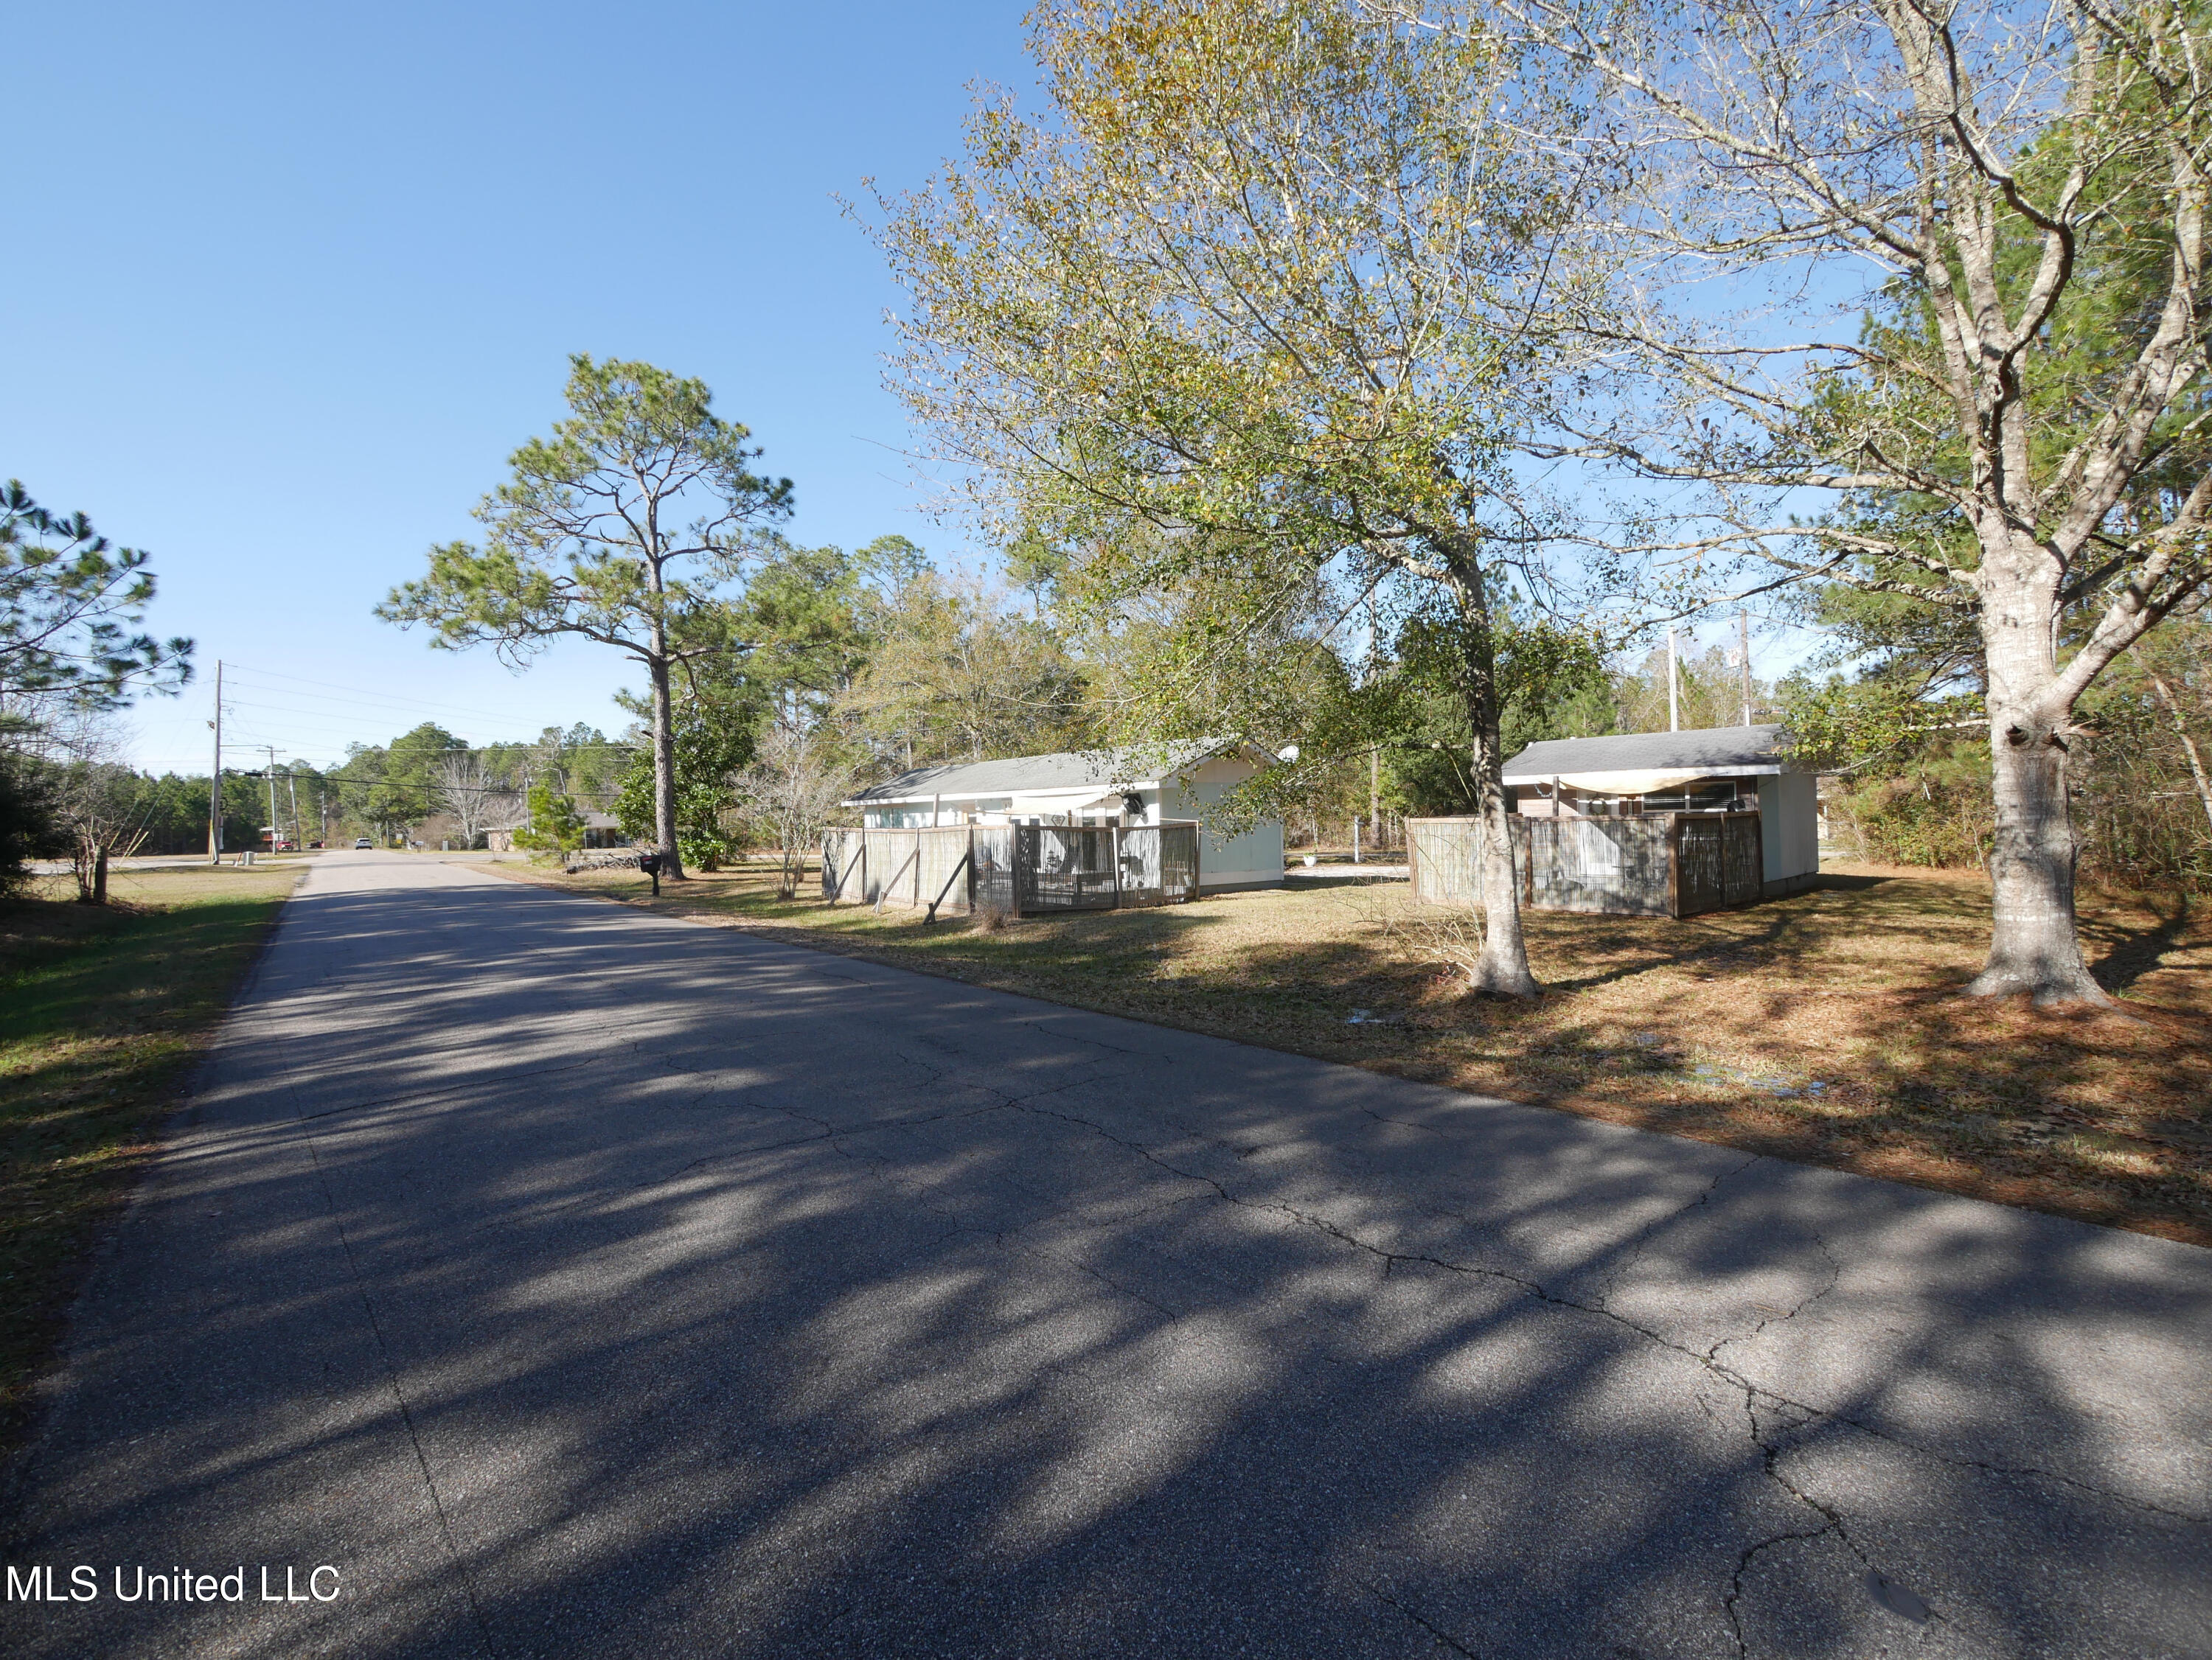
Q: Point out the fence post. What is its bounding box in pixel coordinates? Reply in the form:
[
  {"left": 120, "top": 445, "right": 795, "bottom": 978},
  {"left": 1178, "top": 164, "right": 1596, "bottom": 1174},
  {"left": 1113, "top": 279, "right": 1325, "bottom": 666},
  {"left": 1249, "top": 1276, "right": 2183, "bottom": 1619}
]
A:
[
  {"left": 925, "top": 849, "right": 972, "bottom": 924},
  {"left": 1110, "top": 824, "right": 1123, "bottom": 908},
  {"left": 1666, "top": 814, "right": 1683, "bottom": 918}
]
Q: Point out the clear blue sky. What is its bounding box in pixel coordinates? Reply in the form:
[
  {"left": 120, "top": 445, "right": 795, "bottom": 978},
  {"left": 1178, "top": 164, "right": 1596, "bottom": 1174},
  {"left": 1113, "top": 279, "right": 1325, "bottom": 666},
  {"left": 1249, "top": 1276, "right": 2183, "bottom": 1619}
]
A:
[{"left": 4, "top": 0, "right": 1029, "bottom": 775}]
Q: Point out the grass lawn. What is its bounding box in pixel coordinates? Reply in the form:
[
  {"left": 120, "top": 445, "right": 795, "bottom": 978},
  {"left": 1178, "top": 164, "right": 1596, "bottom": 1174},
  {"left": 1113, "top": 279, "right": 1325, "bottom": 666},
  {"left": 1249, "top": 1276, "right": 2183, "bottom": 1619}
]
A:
[
  {"left": 504, "top": 857, "right": 2212, "bottom": 1247},
  {"left": 0, "top": 863, "right": 299, "bottom": 1448}
]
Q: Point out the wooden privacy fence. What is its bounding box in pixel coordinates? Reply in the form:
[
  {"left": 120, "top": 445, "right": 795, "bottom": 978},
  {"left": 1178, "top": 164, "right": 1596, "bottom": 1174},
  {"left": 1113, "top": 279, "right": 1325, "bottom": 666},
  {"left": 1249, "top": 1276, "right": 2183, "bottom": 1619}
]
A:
[
  {"left": 823, "top": 822, "right": 1201, "bottom": 918},
  {"left": 1408, "top": 812, "right": 1763, "bottom": 918}
]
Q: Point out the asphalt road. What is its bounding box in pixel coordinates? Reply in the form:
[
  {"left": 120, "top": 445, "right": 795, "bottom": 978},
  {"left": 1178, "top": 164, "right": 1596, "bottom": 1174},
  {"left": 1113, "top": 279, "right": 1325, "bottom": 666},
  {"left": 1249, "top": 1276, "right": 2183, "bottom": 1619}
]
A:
[{"left": 4, "top": 850, "right": 2207, "bottom": 1659}]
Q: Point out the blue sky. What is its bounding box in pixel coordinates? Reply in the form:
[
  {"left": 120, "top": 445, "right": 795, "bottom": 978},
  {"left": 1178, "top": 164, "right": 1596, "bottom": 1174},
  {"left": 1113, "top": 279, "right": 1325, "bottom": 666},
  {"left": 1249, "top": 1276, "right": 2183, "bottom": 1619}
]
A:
[
  {"left": 7, "top": 1, "right": 1818, "bottom": 779},
  {"left": 4, "top": 1, "right": 1029, "bottom": 773}
]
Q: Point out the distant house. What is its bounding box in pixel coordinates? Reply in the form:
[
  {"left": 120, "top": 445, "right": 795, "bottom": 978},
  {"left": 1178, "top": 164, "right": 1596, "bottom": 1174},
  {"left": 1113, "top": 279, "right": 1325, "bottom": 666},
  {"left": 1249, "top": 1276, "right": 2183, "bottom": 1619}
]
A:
[
  {"left": 486, "top": 811, "right": 628, "bottom": 855},
  {"left": 845, "top": 740, "right": 1285, "bottom": 892},
  {"left": 1500, "top": 724, "right": 1820, "bottom": 898},
  {"left": 579, "top": 812, "right": 629, "bottom": 850}
]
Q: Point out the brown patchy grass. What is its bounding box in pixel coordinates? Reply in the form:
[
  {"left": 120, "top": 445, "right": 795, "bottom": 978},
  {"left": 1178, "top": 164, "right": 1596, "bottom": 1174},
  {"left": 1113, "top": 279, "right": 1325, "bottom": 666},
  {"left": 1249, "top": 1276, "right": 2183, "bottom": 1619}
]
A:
[
  {"left": 1, "top": 864, "right": 299, "bottom": 1448},
  {"left": 498, "top": 858, "right": 2212, "bottom": 1248}
]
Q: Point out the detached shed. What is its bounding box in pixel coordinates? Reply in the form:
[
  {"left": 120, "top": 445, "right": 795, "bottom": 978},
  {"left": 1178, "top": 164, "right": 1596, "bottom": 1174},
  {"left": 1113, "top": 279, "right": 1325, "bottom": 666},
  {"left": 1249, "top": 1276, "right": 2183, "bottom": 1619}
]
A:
[
  {"left": 1504, "top": 725, "right": 1819, "bottom": 896},
  {"left": 1407, "top": 725, "right": 1821, "bottom": 918}
]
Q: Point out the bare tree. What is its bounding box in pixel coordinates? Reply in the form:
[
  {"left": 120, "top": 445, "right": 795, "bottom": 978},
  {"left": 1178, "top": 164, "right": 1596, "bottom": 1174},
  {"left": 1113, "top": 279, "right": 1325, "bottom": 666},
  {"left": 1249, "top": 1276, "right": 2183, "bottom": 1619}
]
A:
[
  {"left": 481, "top": 784, "right": 532, "bottom": 842},
  {"left": 44, "top": 708, "right": 145, "bottom": 903},
  {"left": 431, "top": 751, "right": 504, "bottom": 849},
  {"left": 1497, "top": 0, "right": 2212, "bottom": 1005},
  {"left": 728, "top": 723, "right": 855, "bottom": 900}
]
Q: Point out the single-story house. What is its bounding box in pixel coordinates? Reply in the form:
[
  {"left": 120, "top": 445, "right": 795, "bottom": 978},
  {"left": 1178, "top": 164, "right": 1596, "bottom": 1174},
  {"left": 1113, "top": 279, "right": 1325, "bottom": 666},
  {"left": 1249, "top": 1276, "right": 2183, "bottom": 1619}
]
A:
[
  {"left": 845, "top": 740, "right": 1285, "bottom": 892},
  {"left": 579, "top": 811, "right": 629, "bottom": 850},
  {"left": 1501, "top": 724, "right": 1820, "bottom": 898},
  {"left": 486, "top": 811, "right": 629, "bottom": 854}
]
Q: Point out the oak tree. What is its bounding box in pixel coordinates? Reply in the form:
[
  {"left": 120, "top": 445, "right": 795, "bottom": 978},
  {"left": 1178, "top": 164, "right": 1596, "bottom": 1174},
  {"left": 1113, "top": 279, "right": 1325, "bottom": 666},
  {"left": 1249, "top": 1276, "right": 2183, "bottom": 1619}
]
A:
[
  {"left": 873, "top": 0, "right": 1600, "bottom": 994},
  {"left": 1506, "top": 0, "right": 2212, "bottom": 1003}
]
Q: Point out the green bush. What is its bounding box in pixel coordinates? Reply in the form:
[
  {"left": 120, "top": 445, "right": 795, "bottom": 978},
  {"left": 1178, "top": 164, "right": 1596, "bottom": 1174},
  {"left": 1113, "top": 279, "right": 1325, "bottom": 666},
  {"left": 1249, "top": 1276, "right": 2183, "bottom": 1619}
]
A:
[
  {"left": 512, "top": 784, "right": 583, "bottom": 854},
  {"left": 1831, "top": 748, "right": 1994, "bottom": 869},
  {"left": 0, "top": 751, "right": 65, "bottom": 897}
]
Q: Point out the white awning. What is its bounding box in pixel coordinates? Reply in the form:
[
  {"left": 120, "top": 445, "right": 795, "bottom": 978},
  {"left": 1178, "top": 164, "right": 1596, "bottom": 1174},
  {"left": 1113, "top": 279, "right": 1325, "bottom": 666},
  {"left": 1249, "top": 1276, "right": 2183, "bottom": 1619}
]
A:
[{"left": 1509, "top": 766, "right": 1775, "bottom": 794}]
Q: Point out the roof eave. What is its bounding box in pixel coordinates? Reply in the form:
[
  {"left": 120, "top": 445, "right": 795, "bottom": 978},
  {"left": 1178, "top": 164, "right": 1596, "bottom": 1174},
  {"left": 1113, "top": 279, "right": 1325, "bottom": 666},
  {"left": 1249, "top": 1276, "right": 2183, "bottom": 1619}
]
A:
[
  {"left": 1501, "top": 762, "right": 1783, "bottom": 784},
  {"left": 846, "top": 780, "right": 1168, "bottom": 809}
]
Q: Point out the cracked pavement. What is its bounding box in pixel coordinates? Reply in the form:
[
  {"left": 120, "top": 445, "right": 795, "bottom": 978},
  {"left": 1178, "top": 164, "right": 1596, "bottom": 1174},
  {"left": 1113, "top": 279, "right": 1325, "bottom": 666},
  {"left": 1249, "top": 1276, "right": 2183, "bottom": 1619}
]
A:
[{"left": 4, "top": 850, "right": 2207, "bottom": 1659}]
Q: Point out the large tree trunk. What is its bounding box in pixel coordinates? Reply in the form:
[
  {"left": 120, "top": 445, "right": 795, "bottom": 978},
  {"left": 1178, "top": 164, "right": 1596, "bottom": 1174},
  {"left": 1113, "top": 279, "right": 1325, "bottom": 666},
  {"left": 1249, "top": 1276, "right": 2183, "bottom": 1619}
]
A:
[
  {"left": 1964, "top": 573, "right": 2108, "bottom": 1007},
  {"left": 649, "top": 653, "right": 685, "bottom": 881},
  {"left": 1442, "top": 558, "right": 1540, "bottom": 999}
]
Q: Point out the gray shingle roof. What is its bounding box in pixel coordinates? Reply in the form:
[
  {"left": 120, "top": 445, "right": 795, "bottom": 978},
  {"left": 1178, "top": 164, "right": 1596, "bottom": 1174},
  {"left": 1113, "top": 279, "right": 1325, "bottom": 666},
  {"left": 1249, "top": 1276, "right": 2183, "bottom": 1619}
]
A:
[
  {"left": 847, "top": 739, "right": 1245, "bottom": 805},
  {"left": 1501, "top": 724, "right": 1789, "bottom": 780}
]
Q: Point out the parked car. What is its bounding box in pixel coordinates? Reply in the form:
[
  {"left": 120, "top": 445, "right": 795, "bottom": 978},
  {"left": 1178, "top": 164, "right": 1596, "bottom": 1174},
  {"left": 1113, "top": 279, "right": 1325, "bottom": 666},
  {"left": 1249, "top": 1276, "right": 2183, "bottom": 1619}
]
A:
[{"left": 354, "top": 837, "right": 374, "bottom": 850}]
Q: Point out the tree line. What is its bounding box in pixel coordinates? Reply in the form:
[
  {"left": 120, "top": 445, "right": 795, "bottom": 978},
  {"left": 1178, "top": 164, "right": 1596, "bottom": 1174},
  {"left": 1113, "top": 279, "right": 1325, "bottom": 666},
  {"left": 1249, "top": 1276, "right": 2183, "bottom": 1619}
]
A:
[{"left": 13, "top": 0, "right": 2212, "bottom": 1008}]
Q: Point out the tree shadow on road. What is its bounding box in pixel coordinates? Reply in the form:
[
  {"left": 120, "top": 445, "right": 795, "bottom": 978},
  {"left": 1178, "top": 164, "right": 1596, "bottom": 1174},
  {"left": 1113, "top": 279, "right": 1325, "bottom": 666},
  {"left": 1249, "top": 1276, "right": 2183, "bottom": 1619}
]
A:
[{"left": 7, "top": 879, "right": 2207, "bottom": 1660}]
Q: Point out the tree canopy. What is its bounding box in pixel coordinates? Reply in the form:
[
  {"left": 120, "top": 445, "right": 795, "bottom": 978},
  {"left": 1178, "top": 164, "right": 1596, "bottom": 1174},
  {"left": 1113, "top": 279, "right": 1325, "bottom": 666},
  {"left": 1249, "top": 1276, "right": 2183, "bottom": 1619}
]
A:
[
  {"left": 1, "top": 480, "right": 192, "bottom": 706},
  {"left": 378, "top": 355, "right": 793, "bottom": 878},
  {"left": 873, "top": 0, "right": 1605, "bottom": 994}
]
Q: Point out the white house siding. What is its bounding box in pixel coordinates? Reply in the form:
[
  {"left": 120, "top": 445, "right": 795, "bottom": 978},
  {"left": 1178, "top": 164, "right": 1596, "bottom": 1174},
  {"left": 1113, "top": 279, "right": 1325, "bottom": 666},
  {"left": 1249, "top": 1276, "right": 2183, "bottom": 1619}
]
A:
[
  {"left": 1161, "top": 758, "right": 1284, "bottom": 890},
  {"left": 1756, "top": 772, "right": 1820, "bottom": 890},
  {"left": 852, "top": 747, "right": 1284, "bottom": 889}
]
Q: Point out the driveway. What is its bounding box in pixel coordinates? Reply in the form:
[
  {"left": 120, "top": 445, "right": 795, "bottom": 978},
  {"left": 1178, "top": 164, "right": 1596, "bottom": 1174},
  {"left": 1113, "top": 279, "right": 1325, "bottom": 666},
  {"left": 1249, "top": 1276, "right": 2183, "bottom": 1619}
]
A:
[{"left": 4, "top": 850, "right": 2205, "bottom": 1658}]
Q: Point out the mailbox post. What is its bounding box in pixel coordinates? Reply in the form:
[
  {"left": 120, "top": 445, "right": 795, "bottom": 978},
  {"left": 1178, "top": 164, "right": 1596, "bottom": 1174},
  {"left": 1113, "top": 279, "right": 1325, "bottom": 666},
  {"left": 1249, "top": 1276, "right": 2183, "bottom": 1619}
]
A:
[{"left": 638, "top": 849, "right": 662, "bottom": 897}]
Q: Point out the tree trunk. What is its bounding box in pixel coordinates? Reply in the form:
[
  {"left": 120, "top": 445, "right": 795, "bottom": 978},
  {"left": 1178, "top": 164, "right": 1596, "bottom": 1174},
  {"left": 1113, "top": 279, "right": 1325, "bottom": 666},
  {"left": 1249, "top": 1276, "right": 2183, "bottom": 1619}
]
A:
[
  {"left": 1440, "top": 554, "right": 1540, "bottom": 998},
  {"left": 650, "top": 653, "right": 685, "bottom": 880},
  {"left": 1965, "top": 576, "right": 2109, "bottom": 1007},
  {"left": 1467, "top": 716, "right": 1538, "bottom": 997}
]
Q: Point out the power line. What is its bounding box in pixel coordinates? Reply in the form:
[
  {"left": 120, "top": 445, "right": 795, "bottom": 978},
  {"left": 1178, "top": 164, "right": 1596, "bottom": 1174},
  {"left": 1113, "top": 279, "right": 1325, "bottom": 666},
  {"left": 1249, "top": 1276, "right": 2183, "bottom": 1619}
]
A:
[{"left": 221, "top": 660, "right": 615, "bottom": 728}]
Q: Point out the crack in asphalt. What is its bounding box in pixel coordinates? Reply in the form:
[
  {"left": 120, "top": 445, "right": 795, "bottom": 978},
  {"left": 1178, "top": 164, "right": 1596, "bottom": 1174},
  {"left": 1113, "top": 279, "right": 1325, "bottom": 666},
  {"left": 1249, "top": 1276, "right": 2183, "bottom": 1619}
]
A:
[
  {"left": 1707, "top": 1232, "right": 1845, "bottom": 1369},
  {"left": 1595, "top": 1153, "right": 1767, "bottom": 1313},
  {"left": 988, "top": 1093, "right": 2212, "bottom": 1538},
  {"left": 1721, "top": 1512, "right": 1842, "bottom": 1660},
  {"left": 251, "top": 887, "right": 2212, "bottom": 1651},
  {"left": 1358, "top": 1577, "right": 1488, "bottom": 1656}
]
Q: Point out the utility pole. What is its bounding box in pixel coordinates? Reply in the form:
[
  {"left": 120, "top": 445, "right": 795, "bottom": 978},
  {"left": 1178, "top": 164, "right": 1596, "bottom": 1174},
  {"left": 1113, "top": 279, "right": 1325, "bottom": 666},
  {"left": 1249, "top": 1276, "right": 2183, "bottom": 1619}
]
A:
[
  {"left": 260, "top": 746, "right": 282, "bottom": 852},
  {"left": 1666, "top": 628, "right": 1680, "bottom": 733},
  {"left": 208, "top": 659, "right": 223, "bottom": 864},
  {"left": 1739, "top": 607, "right": 1753, "bottom": 727},
  {"left": 285, "top": 767, "right": 300, "bottom": 850}
]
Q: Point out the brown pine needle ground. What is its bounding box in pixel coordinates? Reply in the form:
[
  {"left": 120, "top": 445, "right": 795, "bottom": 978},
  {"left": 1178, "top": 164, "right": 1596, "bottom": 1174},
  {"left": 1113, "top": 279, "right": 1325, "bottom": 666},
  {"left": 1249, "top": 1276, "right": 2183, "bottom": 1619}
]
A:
[{"left": 509, "top": 857, "right": 2212, "bottom": 1248}]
